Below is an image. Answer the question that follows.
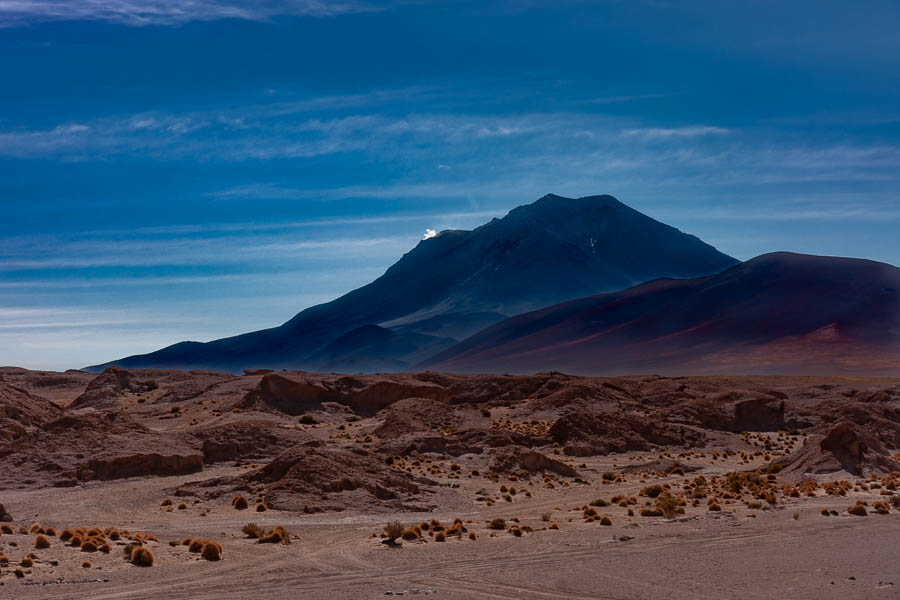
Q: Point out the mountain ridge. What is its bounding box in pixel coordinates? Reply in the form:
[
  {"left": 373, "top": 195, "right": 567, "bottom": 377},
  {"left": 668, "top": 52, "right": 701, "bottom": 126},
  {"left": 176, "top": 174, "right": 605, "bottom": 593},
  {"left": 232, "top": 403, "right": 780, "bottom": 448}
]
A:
[
  {"left": 421, "top": 251, "right": 900, "bottom": 377},
  {"left": 86, "top": 193, "right": 739, "bottom": 373}
]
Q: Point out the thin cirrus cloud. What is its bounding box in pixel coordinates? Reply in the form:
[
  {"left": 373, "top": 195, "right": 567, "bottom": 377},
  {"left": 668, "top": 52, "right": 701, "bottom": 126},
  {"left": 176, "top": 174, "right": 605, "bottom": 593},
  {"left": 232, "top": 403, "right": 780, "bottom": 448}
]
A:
[
  {"left": 0, "top": 110, "right": 557, "bottom": 161},
  {"left": 0, "top": 0, "right": 381, "bottom": 27},
  {"left": 621, "top": 126, "right": 732, "bottom": 139},
  {"left": 0, "top": 234, "right": 413, "bottom": 271}
]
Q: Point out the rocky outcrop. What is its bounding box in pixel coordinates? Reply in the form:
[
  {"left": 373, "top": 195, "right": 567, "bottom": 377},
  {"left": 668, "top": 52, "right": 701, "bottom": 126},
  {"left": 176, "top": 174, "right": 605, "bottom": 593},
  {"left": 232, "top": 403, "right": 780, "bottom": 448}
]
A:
[
  {"left": 771, "top": 422, "right": 900, "bottom": 480},
  {"left": 0, "top": 411, "right": 203, "bottom": 488},
  {"left": 192, "top": 421, "right": 301, "bottom": 463},
  {"left": 550, "top": 409, "right": 706, "bottom": 456},
  {"left": 374, "top": 397, "right": 457, "bottom": 439},
  {"left": 69, "top": 367, "right": 159, "bottom": 409},
  {"left": 491, "top": 449, "right": 579, "bottom": 477},
  {"left": 238, "top": 373, "right": 452, "bottom": 416},
  {"left": 733, "top": 396, "right": 785, "bottom": 432},
  {"left": 0, "top": 382, "right": 63, "bottom": 442},
  {"left": 181, "top": 443, "right": 437, "bottom": 512}
]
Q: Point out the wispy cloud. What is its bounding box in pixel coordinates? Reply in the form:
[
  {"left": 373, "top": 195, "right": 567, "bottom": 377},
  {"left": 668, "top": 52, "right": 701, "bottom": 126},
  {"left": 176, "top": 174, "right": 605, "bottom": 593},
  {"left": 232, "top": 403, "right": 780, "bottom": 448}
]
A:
[
  {"left": 0, "top": 109, "right": 555, "bottom": 161},
  {"left": 0, "top": 233, "right": 413, "bottom": 271},
  {"left": 621, "top": 126, "right": 732, "bottom": 139},
  {"left": 0, "top": 0, "right": 380, "bottom": 28}
]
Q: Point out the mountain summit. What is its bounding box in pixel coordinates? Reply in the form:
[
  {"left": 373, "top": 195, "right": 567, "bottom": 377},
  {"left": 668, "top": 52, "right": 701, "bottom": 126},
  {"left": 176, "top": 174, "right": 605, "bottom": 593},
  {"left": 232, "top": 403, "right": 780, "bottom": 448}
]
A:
[{"left": 88, "top": 194, "right": 738, "bottom": 372}]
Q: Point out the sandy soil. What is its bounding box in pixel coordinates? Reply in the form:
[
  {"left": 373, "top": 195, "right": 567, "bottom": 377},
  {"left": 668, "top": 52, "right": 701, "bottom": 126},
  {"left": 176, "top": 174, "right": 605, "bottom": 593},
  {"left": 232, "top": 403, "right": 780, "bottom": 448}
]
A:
[{"left": 2, "top": 368, "right": 899, "bottom": 599}]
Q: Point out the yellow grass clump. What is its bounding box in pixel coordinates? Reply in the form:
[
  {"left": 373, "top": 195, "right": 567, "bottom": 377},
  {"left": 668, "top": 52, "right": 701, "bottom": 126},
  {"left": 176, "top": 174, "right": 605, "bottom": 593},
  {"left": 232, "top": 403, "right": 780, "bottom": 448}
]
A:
[{"left": 35, "top": 534, "right": 51, "bottom": 549}]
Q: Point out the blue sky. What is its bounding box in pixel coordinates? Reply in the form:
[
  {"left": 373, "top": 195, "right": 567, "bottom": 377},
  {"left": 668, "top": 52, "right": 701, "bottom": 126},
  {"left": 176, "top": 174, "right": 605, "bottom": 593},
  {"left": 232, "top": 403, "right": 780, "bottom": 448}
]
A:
[{"left": 1, "top": 0, "right": 899, "bottom": 370}]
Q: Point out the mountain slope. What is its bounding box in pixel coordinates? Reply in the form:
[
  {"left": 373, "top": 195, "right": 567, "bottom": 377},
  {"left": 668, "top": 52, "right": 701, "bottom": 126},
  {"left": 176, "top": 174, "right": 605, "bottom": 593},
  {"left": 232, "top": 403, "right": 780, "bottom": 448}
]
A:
[
  {"left": 422, "top": 252, "right": 900, "bottom": 376},
  {"left": 87, "top": 194, "right": 738, "bottom": 372}
]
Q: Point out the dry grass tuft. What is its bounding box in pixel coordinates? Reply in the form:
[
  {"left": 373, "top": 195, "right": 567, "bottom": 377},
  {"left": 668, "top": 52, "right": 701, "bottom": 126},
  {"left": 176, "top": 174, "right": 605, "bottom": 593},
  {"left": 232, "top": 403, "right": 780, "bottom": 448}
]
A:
[
  {"left": 82, "top": 560, "right": 92, "bottom": 568},
  {"left": 131, "top": 546, "right": 155, "bottom": 567},
  {"left": 35, "top": 534, "right": 50, "bottom": 549},
  {"left": 434, "top": 531, "right": 446, "bottom": 542},
  {"left": 848, "top": 503, "right": 868, "bottom": 516},
  {"left": 242, "top": 523, "right": 263, "bottom": 539},
  {"left": 657, "top": 494, "right": 680, "bottom": 519},
  {"left": 21, "top": 557, "right": 34, "bottom": 568},
  {"left": 201, "top": 542, "right": 223, "bottom": 561},
  {"left": 232, "top": 496, "right": 249, "bottom": 510},
  {"left": 384, "top": 521, "right": 404, "bottom": 542}
]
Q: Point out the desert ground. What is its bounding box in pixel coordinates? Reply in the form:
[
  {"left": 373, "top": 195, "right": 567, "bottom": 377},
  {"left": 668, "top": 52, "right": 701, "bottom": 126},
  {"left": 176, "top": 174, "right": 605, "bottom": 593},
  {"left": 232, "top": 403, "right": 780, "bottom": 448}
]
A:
[{"left": 2, "top": 366, "right": 899, "bottom": 599}]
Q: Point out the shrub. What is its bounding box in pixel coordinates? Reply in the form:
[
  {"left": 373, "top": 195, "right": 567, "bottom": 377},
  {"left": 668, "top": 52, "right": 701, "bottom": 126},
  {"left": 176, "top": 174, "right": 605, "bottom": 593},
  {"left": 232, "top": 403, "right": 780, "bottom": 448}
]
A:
[
  {"left": 201, "top": 542, "right": 222, "bottom": 561},
  {"left": 873, "top": 501, "right": 890, "bottom": 515},
  {"left": 657, "top": 494, "right": 680, "bottom": 519},
  {"left": 99, "top": 543, "right": 111, "bottom": 554},
  {"left": 177, "top": 502, "right": 187, "bottom": 510},
  {"left": 256, "top": 503, "right": 268, "bottom": 512},
  {"left": 639, "top": 508, "right": 663, "bottom": 517},
  {"left": 599, "top": 516, "right": 612, "bottom": 526},
  {"left": 258, "top": 530, "right": 285, "bottom": 544},
  {"left": 161, "top": 498, "right": 173, "bottom": 507},
  {"left": 131, "top": 546, "right": 155, "bottom": 567},
  {"left": 35, "top": 534, "right": 50, "bottom": 549},
  {"left": 602, "top": 471, "right": 616, "bottom": 481},
  {"left": 232, "top": 496, "right": 249, "bottom": 510},
  {"left": 541, "top": 512, "right": 551, "bottom": 522},
  {"left": 242, "top": 523, "right": 263, "bottom": 539},
  {"left": 434, "top": 531, "right": 446, "bottom": 542},
  {"left": 642, "top": 485, "right": 664, "bottom": 498},
  {"left": 299, "top": 415, "right": 318, "bottom": 425},
  {"left": 848, "top": 503, "right": 867, "bottom": 516},
  {"left": 589, "top": 498, "right": 610, "bottom": 507},
  {"left": 81, "top": 539, "right": 99, "bottom": 552},
  {"left": 21, "top": 557, "right": 34, "bottom": 568},
  {"left": 468, "top": 532, "right": 477, "bottom": 540},
  {"left": 708, "top": 502, "right": 722, "bottom": 512},
  {"left": 384, "top": 521, "right": 404, "bottom": 542},
  {"left": 189, "top": 539, "right": 206, "bottom": 552},
  {"left": 44, "top": 527, "right": 57, "bottom": 537},
  {"left": 82, "top": 561, "right": 92, "bottom": 568},
  {"left": 401, "top": 528, "right": 419, "bottom": 541},
  {"left": 488, "top": 518, "right": 506, "bottom": 530}
]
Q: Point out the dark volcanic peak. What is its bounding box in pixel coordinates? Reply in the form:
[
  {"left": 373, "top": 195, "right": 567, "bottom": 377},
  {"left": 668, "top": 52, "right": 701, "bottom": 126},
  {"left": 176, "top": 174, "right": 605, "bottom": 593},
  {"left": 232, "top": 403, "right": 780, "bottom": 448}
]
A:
[
  {"left": 87, "top": 193, "right": 738, "bottom": 373},
  {"left": 423, "top": 252, "right": 900, "bottom": 377}
]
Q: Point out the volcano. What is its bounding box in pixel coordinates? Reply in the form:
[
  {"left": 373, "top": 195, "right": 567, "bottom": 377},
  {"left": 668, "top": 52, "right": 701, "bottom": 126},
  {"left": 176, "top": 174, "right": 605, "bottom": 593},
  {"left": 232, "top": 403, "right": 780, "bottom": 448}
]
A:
[{"left": 88, "top": 194, "right": 738, "bottom": 372}]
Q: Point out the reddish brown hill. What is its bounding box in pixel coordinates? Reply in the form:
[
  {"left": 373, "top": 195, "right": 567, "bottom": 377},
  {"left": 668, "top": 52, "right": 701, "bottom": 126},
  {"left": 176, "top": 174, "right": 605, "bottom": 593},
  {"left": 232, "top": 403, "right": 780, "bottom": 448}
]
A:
[{"left": 424, "top": 252, "right": 900, "bottom": 376}]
